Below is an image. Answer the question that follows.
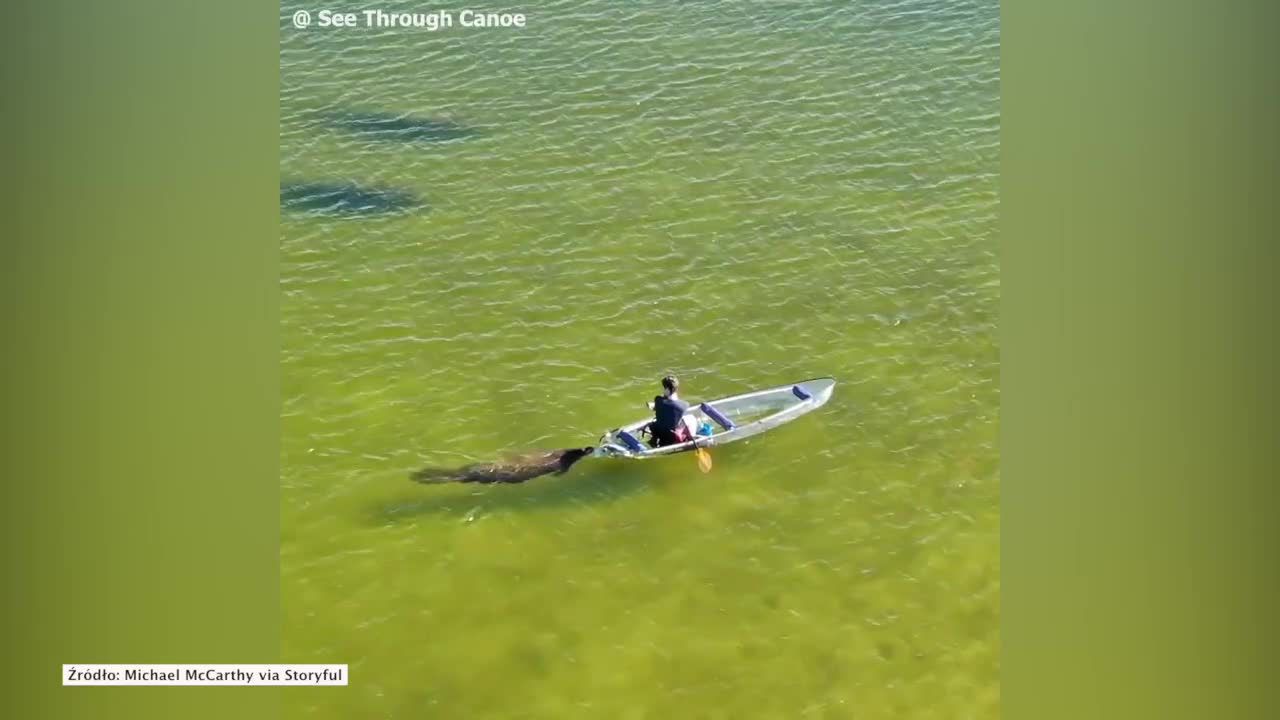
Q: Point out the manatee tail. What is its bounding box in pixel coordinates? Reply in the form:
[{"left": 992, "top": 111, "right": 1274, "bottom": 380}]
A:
[{"left": 409, "top": 467, "right": 460, "bottom": 484}]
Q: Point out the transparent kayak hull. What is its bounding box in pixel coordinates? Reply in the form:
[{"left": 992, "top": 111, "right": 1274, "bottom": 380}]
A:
[{"left": 594, "top": 377, "right": 836, "bottom": 459}]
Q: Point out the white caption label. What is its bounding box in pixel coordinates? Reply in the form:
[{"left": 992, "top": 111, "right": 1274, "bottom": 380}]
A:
[{"left": 63, "top": 664, "right": 347, "bottom": 686}]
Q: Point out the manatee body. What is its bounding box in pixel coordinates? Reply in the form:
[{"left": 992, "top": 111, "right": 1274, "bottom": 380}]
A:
[{"left": 411, "top": 447, "right": 594, "bottom": 485}]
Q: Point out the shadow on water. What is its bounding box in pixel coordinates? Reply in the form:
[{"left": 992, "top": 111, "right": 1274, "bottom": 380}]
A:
[
  {"left": 280, "top": 181, "right": 424, "bottom": 217},
  {"left": 326, "top": 111, "right": 478, "bottom": 143},
  {"left": 372, "top": 453, "right": 655, "bottom": 525}
]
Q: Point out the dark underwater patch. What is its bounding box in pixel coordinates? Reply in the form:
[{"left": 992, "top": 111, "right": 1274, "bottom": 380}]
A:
[
  {"left": 327, "top": 111, "right": 477, "bottom": 143},
  {"left": 280, "top": 182, "right": 424, "bottom": 217}
]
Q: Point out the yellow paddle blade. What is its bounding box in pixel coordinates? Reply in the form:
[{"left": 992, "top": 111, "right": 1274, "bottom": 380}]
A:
[{"left": 696, "top": 448, "right": 713, "bottom": 474}]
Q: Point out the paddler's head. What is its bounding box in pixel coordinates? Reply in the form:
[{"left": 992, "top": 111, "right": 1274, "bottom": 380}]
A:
[{"left": 662, "top": 375, "right": 679, "bottom": 397}]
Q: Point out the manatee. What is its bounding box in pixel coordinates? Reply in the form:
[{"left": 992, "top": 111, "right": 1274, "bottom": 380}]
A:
[
  {"left": 410, "top": 447, "right": 595, "bottom": 485},
  {"left": 327, "top": 111, "right": 476, "bottom": 143},
  {"left": 280, "top": 181, "right": 423, "bottom": 217}
]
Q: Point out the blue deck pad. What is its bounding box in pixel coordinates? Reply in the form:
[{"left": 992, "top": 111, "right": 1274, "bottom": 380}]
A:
[
  {"left": 792, "top": 385, "right": 813, "bottom": 401},
  {"left": 700, "top": 403, "right": 736, "bottom": 430},
  {"left": 618, "top": 430, "right": 647, "bottom": 453}
]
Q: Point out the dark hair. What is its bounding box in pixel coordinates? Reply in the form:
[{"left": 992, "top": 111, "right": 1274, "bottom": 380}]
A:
[{"left": 661, "top": 375, "right": 678, "bottom": 393}]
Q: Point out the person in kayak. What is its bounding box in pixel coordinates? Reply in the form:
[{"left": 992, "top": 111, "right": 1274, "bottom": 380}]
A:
[{"left": 647, "top": 375, "right": 692, "bottom": 447}]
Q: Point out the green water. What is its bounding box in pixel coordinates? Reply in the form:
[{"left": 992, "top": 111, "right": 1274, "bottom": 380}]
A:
[{"left": 281, "top": 1, "right": 999, "bottom": 717}]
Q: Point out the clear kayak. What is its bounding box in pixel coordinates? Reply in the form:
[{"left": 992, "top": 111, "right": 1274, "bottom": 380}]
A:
[{"left": 594, "top": 377, "right": 836, "bottom": 459}]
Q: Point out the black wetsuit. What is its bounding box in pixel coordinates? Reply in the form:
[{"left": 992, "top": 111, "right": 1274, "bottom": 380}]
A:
[{"left": 651, "top": 395, "right": 690, "bottom": 447}]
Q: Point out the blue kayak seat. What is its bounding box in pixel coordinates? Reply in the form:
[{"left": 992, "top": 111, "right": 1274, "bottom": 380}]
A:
[
  {"left": 618, "top": 430, "right": 646, "bottom": 453},
  {"left": 700, "top": 403, "right": 736, "bottom": 431},
  {"left": 792, "top": 385, "right": 812, "bottom": 401}
]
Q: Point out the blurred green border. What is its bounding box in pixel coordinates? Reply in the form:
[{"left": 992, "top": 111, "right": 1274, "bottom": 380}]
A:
[
  {"left": 1004, "top": 1, "right": 1278, "bottom": 718},
  {"left": 4, "top": 1, "right": 1278, "bottom": 718},
  {"left": 2, "top": 2, "right": 279, "bottom": 719}
]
